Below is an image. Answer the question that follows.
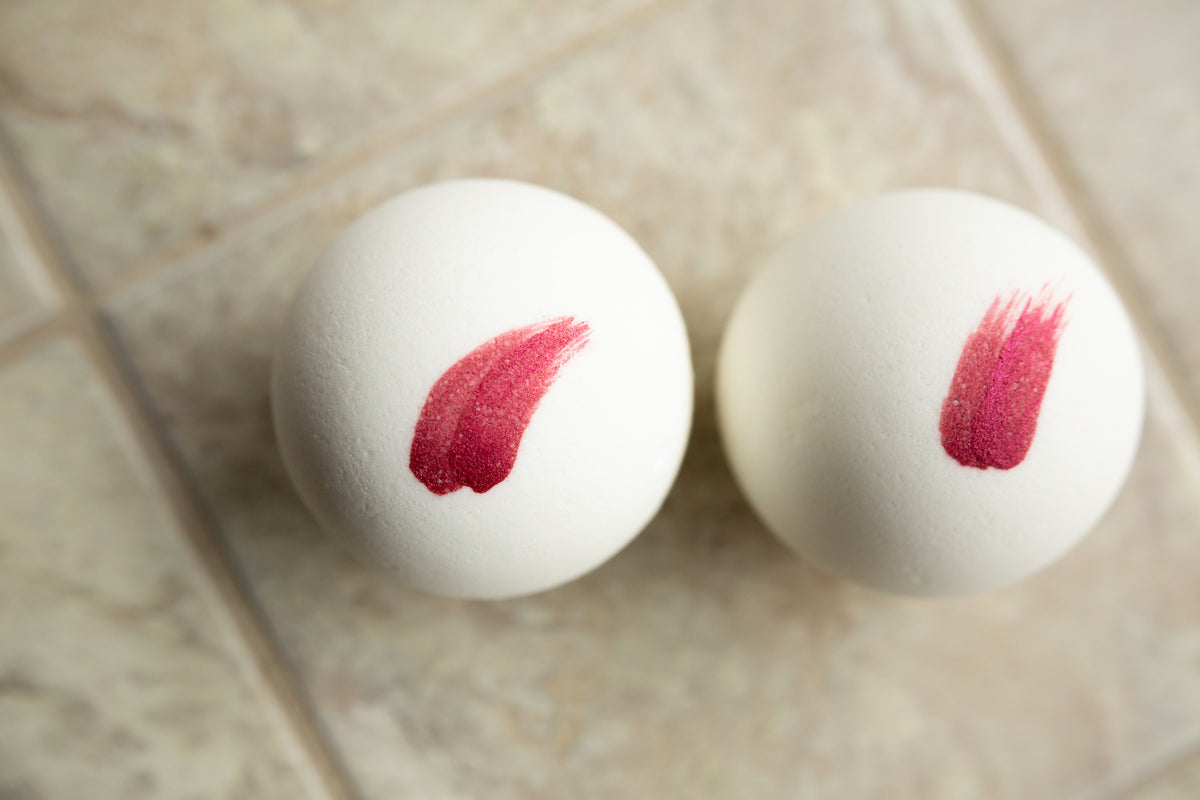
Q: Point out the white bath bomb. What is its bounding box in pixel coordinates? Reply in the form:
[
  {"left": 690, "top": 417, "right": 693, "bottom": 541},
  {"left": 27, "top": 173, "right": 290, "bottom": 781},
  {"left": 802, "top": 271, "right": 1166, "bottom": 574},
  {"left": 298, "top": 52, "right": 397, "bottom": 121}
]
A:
[
  {"left": 716, "top": 190, "right": 1143, "bottom": 596},
  {"left": 273, "top": 179, "right": 693, "bottom": 599}
]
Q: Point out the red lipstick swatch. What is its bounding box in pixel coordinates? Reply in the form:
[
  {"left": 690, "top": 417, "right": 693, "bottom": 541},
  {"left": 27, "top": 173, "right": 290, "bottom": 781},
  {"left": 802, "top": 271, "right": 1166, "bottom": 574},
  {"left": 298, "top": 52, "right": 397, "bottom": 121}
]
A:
[
  {"left": 940, "top": 287, "right": 1070, "bottom": 470},
  {"left": 409, "top": 316, "right": 590, "bottom": 495}
]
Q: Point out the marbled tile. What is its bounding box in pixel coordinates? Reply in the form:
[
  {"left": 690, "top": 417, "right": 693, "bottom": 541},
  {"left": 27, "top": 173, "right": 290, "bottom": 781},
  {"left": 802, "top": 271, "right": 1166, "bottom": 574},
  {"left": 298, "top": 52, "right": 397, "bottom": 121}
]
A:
[
  {"left": 0, "top": 0, "right": 655, "bottom": 290},
  {"left": 1131, "top": 753, "right": 1200, "bottom": 800},
  {"left": 105, "top": 0, "right": 1200, "bottom": 797},
  {"left": 971, "top": 0, "right": 1200, "bottom": 405},
  {"left": 0, "top": 341, "right": 308, "bottom": 799}
]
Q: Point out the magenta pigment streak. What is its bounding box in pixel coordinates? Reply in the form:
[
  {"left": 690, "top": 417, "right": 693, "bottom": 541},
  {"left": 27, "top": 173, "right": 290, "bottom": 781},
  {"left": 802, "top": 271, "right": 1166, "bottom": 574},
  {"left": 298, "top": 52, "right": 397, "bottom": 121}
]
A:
[
  {"left": 409, "top": 316, "right": 590, "bottom": 494},
  {"left": 940, "top": 288, "right": 1070, "bottom": 470}
]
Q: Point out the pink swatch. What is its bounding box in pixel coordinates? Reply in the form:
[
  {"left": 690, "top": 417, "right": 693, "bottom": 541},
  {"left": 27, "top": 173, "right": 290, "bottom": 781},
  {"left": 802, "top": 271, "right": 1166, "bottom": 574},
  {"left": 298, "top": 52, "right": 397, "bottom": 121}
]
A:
[
  {"left": 409, "top": 316, "right": 590, "bottom": 495},
  {"left": 940, "top": 287, "right": 1070, "bottom": 470}
]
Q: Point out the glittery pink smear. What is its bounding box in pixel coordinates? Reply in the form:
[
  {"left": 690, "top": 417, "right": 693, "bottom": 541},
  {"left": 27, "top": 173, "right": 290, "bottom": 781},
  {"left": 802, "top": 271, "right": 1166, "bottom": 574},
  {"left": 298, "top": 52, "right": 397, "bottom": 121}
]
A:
[
  {"left": 939, "top": 287, "right": 1070, "bottom": 470},
  {"left": 409, "top": 317, "right": 590, "bottom": 495}
]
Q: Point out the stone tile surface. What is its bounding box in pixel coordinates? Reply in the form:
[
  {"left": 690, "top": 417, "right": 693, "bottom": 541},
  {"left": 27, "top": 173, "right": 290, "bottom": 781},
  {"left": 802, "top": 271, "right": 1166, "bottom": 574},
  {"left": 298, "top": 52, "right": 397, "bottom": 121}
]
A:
[
  {"left": 973, "top": 0, "right": 1200, "bottom": 407},
  {"left": 0, "top": 0, "right": 654, "bottom": 289},
  {"left": 1131, "top": 754, "right": 1200, "bottom": 800},
  {"left": 0, "top": 341, "right": 308, "bottom": 799},
  {"left": 103, "top": 0, "right": 1200, "bottom": 797}
]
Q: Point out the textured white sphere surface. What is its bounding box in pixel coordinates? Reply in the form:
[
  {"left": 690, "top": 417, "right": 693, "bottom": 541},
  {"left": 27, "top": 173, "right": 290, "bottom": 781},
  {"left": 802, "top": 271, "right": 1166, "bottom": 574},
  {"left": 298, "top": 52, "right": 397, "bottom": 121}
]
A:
[
  {"left": 273, "top": 179, "right": 693, "bottom": 599},
  {"left": 716, "top": 189, "right": 1144, "bottom": 596}
]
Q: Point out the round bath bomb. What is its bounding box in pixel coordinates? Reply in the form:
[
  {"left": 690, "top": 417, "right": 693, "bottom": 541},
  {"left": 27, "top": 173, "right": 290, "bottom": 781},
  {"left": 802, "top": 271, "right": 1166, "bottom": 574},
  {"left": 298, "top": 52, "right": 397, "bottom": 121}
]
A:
[
  {"left": 272, "top": 179, "right": 693, "bottom": 599},
  {"left": 716, "top": 189, "right": 1143, "bottom": 596}
]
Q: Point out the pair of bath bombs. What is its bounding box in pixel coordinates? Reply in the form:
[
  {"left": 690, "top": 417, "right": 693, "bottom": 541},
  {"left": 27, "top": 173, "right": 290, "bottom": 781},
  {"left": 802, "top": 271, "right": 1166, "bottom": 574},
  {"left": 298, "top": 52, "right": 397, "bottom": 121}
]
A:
[{"left": 272, "top": 180, "right": 1143, "bottom": 599}]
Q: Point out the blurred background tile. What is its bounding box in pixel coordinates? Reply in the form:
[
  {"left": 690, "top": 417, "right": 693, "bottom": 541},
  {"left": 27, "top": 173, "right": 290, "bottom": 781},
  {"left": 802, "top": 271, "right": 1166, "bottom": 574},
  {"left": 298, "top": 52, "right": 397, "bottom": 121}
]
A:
[
  {"left": 0, "top": 340, "right": 309, "bottom": 799},
  {"left": 102, "top": 0, "right": 1200, "bottom": 797},
  {"left": 0, "top": 0, "right": 657, "bottom": 289},
  {"left": 1131, "top": 753, "right": 1200, "bottom": 800},
  {"left": 970, "top": 0, "right": 1200, "bottom": 407}
]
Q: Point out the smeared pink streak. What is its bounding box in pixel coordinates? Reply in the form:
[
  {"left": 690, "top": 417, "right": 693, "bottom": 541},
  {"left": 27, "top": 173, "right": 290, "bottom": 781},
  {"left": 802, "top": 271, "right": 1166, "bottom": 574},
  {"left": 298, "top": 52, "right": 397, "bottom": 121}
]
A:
[
  {"left": 409, "top": 316, "right": 590, "bottom": 495},
  {"left": 940, "top": 287, "right": 1070, "bottom": 470}
]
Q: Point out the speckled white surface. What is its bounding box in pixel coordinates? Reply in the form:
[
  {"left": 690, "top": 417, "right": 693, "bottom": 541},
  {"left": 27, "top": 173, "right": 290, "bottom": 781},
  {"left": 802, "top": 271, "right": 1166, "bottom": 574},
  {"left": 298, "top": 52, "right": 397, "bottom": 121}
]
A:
[
  {"left": 273, "top": 180, "right": 693, "bottom": 598},
  {"left": 717, "top": 190, "right": 1144, "bottom": 595}
]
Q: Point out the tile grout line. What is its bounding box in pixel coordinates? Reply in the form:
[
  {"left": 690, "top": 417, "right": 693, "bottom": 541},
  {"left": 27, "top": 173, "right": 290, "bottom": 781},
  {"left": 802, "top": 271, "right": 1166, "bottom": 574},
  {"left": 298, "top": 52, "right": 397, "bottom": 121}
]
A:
[
  {"left": 75, "top": 321, "right": 364, "bottom": 800},
  {"left": 0, "top": 313, "right": 72, "bottom": 368},
  {"left": 930, "top": 1, "right": 1200, "bottom": 798},
  {"left": 930, "top": 0, "right": 1200, "bottom": 453},
  {"left": 0, "top": 135, "right": 79, "bottom": 311},
  {"left": 2, "top": 0, "right": 685, "bottom": 334},
  {"left": 0, "top": 126, "right": 362, "bottom": 800},
  {"left": 93, "top": 0, "right": 685, "bottom": 302},
  {"left": 0, "top": 162, "right": 58, "bottom": 342}
]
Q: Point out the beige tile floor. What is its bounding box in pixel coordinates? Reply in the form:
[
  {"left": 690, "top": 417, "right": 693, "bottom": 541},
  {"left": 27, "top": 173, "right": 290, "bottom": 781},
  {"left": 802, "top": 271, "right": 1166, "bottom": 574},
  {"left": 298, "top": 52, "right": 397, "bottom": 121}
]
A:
[{"left": 1, "top": 1, "right": 1197, "bottom": 798}]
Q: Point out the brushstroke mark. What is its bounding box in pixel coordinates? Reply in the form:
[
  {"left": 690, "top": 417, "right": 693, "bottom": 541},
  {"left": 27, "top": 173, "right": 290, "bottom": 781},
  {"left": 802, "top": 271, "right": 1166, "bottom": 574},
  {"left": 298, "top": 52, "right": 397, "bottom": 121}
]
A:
[
  {"left": 940, "top": 286, "right": 1070, "bottom": 470},
  {"left": 410, "top": 316, "right": 590, "bottom": 495}
]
